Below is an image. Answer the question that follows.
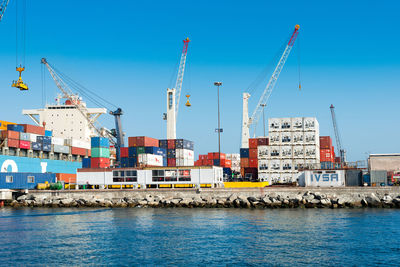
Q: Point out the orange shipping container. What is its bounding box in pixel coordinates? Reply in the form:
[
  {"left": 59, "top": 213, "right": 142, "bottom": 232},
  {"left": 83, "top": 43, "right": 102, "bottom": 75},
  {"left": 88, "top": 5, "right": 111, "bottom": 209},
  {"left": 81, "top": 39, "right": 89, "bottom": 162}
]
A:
[
  {"left": 319, "top": 136, "right": 333, "bottom": 149},
  {"left": 7, "top": 139, "right": 19, "bottom": 148},
  {"left": 240, "top": 158, "right": 249, "bottom": 168},
  {"left": 56, "top": 173, "right": 77, "bottom": 183},
  {"left": 249, "top": 148, "right": 258, "bottom": 159},
  {"left": 249, "top": 138, "right": 258, "bottom": 149},
  {"left": 1, "top": 130, "right": 20, "bottom": 140},
  {"left": 225, "top": 159, "right": 232, "bottom": 168},
  {"left": 18, "top": 124, "right": 45, "bottom": 135},
  {"left": 135, "top": 136, "right": 159, "bottom": 147},
  {"left": 128, "top": 137, "right": 137, "bottom": 147},
  {"left": 71, "top": 147, "right": 87, "bottom": 156}
]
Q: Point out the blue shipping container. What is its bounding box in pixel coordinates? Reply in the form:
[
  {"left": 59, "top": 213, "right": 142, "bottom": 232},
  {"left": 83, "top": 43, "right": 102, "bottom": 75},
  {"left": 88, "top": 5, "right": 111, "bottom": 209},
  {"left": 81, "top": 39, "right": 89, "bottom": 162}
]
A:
[
  {"left": 43, "top": 143, "right": 52, "bottom": 152},
  {"left": 320, "top": 162, "right": 334, "bottom": 169},
  {"left": 82, "top": 158, "right": 91, "bottom": 168},
  {"left": 0, "top": 172, "right": 56, "bottom": 189},
  {"left": 7, "top": 124, "right": 24, "bottom": 132},
  {"left": 128, "top": 157, "right": 137, "bottom": 167},
  {"left": 159, "top": 140, "right": 168, "bottom": 149},
  {"left": 163, "top": 157, "right": 167, "bottom": 167},
  {"left": 167, "top": 149, "right": 176, "bottom": 159},
  {"left": 120, "top": 157, "right": 129, "bottom": 168},
  {"left": 223, "top": 167, "right": 232, "bottom": 176},
  {"left": 213, "top": 159, "right": 220, "bottom": 166},
  {"left": 45, "top": 130, "right": 53, "bottom": 137},
  {"left": 128, "top": 147, "right": 137, "bottom": 157},
  {"left": 91, "top": 137, "right": 109, "bottom": 148},
  {"left": 145, "top": 146, "right": 166, "bottom": 156},
  {"left": 32, "top": 142, "right": 42, "bottom": 151},
  {"left": 240, "top": 148, "right": 249, "bottom": 158},
  {"left": 37, "top": 136, "right": 52, "bottom": 144},
  {"left": 175, "top": 139, "right": 194, "bottom": 150}
]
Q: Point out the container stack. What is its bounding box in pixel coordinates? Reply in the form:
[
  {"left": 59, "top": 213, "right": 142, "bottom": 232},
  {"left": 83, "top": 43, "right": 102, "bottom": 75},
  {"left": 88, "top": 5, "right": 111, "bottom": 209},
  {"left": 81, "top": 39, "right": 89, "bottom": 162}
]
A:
[
  {"left": 119, "top": 136, "right": 166, "bottom": 168},
  {"left": 226, "top": 153, "right": 240, "bottom": 173},
  {"left": 194, "top": 152, "right": 231, "bottom": 168},
  {"left": 240, "top": 137, "right": 269, "bottom": 180},
  {"left": 159, "top": 139, "right": 194, "bottom": 167},
  {"left": 90, "top": 137, "right": 110, "bottom": 168},
  {"left": 319, "top": 136, "right": 335, "bottom": 169},
  {"left": 256, "top": 117, "right": 320, "bottom": 184}
]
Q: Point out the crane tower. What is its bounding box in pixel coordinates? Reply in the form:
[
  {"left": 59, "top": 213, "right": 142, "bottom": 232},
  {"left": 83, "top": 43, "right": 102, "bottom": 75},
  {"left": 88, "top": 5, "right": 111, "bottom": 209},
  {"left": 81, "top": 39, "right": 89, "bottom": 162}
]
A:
[
  {"left": 330, "top": 104, "right": 346, "bottom": 165},
  {"left": 165, "top": 38, "right": 190, "bottom": 140},
  {"left": 241, "top": 25, "right": 300, "bottom": 148}
]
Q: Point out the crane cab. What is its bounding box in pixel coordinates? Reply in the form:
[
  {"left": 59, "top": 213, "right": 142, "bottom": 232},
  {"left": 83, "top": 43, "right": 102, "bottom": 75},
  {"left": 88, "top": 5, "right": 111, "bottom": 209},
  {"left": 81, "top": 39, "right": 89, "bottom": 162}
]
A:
[{"left": 11, "top": 66, "right": 28, "bottom": 91}]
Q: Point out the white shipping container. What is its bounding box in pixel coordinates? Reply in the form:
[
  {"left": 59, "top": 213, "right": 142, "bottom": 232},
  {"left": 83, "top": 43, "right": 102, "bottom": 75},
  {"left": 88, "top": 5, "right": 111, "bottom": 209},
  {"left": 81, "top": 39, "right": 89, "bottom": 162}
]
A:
[
  {"left": 258, "top": 145, "right": 268, "bottom": 158},
  {"left": 269, "top": 159, "right": 280, "bottom": 171},
  {"left": 293, "top": 146, "right": 305, "bottom": 158},
  {"left": 281, "top": 159, "right": 293, "bottom": 171},
  {"left": 66, "top": 138, "right": 91, "bottom": 149},
  {"left": 293, "top": 132, "right": 304, "bottom": 144},
  {"left": 303, "top": 117, "right": 318, "bottom": 131},
  {"left": 298, "top": 170, "right": 345, "bottom": 187},
  {"left": 258, "top": 159, "right": 268, "bottom": 171},
  {"left": 281, "top": 131, "right": 292, "bottom": 144},
  {"left": 305, "top": 159, "right": 319, "bottom": 169},
  {"left": 258, "top": 171, "right": 269, "bottom": 183},
  {"left": 176, "top": 159, "right": 195, "bottom": 166},
  {"left": 269, "top": 118, "right": 281, "bottom": 132},
  {"left": 29, "top": 133, "right": 38, "bottom": 143},
  {"left": 52, "top": 137, "right": 65, "bottom": 146},
  {"left": 280, "top": 172, "right": 293, "bottom": 183},
  {"left": 294, "top": 159, "right": 305, "bottom": 171},
  {"left": 270, "top": 173, "right": 280, "bottom": 184},
  {"left": 138, "top": 154, "right": 163, "bottom": 166},
  {"left": 292, "top": 117, "right": 303, "bottom": 131},
  {"left": 280, "top": 118, "right": 292, "bottom": 131},
  {"left": 269, "top": 145, "right": 280, "bottom": 158},
  {"left": 304, "top": 145, "right": 318, "bottom": 158},
  {"left": 304, "top": 132, "right": 317, "bottom": 144},
  {"left": 269, "top": 132, "right": 280, "bottom": 145},
  {"left": 280, "top": 146, "right": 292, "bottom": 158},
  {"left": 176, "top": 149, "right": 194, "bottom": 160}
]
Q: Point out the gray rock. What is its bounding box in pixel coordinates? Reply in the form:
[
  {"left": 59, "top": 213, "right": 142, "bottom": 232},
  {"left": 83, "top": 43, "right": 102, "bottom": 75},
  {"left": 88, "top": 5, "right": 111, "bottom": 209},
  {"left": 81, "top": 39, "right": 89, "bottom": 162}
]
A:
[
  {"left": 310, "top": 199, "right": 321, "bottom": 204},
  {"left": 60, "top": 198, "right": 73, "bottom": 205},
  {"left": 366, "top": 193, "right": 381, "bottom": 205},
  {"left": 320, "top": 199, "right": 331, "bottom": 206},
  {"left": 171, "top": 198, "right": 181, "bottom": 205},
  {"left": 382, "top": 195, "right": 392, "bottom": 203},
  {"left": 17, "top": 195, "right": 27, "bottom": 201},
  {"left": 262, "top": 197, "right": 272, "bottom": 204},
  {"left": 268, "top": 192, "right": 277, "bottom": 198},
  {"left": 303, "top": 194, "right": 315, "bottom": 201},
  {"left": 138, "top": 200, "right": 148, "bottom": 205}
]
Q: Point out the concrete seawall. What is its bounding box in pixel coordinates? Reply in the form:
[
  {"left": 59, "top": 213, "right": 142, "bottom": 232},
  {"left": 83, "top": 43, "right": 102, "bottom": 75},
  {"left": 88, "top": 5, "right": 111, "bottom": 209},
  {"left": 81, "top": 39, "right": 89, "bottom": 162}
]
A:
[{"left": 6, "top": 187, "right": 400, "bottom": 209}]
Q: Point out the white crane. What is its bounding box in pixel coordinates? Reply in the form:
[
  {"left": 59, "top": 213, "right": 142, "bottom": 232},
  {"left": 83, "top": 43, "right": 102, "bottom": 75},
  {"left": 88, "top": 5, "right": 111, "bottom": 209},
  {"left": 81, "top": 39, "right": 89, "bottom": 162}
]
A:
[
  {"left": 0, "top": 0, "right": 9, "bottom": 22},
  {"left": 241, "top": 25, "right": 300, "bottom": 148},
  {"left": 330, "top": 104, "right": 346, "bottom": 165},
  {"left": 164, "top": 38, "right": 190, "bottom": 140}
]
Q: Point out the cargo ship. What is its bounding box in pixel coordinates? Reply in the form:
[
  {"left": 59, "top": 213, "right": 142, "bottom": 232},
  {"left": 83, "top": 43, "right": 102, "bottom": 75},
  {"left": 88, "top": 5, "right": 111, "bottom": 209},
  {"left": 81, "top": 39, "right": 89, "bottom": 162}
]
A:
[{"left": 0, "top": 95, "right": 108, "bottom": 182}]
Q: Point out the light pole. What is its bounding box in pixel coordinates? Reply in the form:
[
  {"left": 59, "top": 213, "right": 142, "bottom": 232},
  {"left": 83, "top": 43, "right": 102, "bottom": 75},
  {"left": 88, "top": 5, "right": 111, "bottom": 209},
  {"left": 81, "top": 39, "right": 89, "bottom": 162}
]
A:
[
  {"left": 214, "top": 82, "right": 222, "bottom": 166},
  {"left": 260, "top": 104, "right": 266, "bottom": 137}
]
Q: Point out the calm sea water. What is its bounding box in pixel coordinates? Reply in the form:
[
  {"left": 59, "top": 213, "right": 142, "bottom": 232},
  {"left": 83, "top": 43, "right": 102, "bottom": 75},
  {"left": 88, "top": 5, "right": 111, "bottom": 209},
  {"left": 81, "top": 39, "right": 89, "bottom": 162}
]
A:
[{"left": 0, "top": 208, "right": 399, "bottom": 266}]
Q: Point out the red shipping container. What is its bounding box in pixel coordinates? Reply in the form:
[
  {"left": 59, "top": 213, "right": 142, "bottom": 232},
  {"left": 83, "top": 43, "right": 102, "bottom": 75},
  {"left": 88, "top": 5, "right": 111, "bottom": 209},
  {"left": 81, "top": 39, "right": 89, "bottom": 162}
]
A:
[
  {"left": 199, "top": 155, "right": 207, "bottom": 160},
  {"left": 168, "top": 139, "right": 176, "bottom": 149},
  {"left": 18, "top": 124, "right": 45, "bottom": 135},
  {"left": 1, "top": 130, "right": 20, "bottom": 140},
  {"left": 207, "top": 152, "right": 213, "bottom": 160},
  {"left": 249, "top": 138, "right": 258, "bottom": 149},
  {"left": 210, "top": 152, "right": 226, "bottom": 160},
  {"left": 71, "top": 147, "right": 87, "bottom": 156},
  {"left": 320, "top": 148, "right": 334, "bottom": 162},
  {"left": 240, "top": 158, "right": 249, "bottom": 168},
  {"left": 249, "top": 158, "right": 258, "bottom": 168},
  {"left": 56, "top": 173, "right": 77, "bottom": 183},
  {"left": 257, "top": 138, "right": 268, "bottom": 146},
  {"left": 136, "top": 136, "right": 159, "bottom": 147},
  {"left": 244, "top": 167, "right": 258, "bottom": 180},
  {"left": 19, "top": 140, "right": 30, "bottom": 149},
  {"left": 249, "top": 149, "right": 258, "bottom": 159},
  {"left": 7, "top": 138, "right": 19, "bottom": 148},
  {"left": 319, "top": 136, "right": 333, "bottom": 149},
  {"left": 206, "top": 159, "right": 213, "bottom": 166},
  {"left": 128, "top": 137, "right": 137, "bottom": 147},
  {"left": 91, "top": 157, "right": 110, "bottom": 168},
  {"left": 335, "top": 157, "right": 341, "bottom": 163},
  {"left": 168, "top": 158, "right": 176, "bottom": 167},
  {"left": 120, "top": 147, "right": 129, "bottom": 157},
  {"left": 225, "top": 159, "right": 232, "bottom": 168}
]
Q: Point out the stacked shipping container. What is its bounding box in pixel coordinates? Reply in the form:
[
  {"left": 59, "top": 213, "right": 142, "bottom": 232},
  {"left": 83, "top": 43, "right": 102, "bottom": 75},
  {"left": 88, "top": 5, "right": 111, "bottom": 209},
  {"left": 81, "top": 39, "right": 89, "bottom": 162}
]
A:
[
  {"left": 194, "top": 153, "right": 232, "bottom": 168},
  {"left": 240, "top": 137, "right": 269, "bottom": 180},
  {"left": 257, "top": 117, "right": 320, "bottom": 184},
  {"left": 319, "top": 136, "right": 335, "bottom": 169},
  {"left": 159, "top": 139, "right": 194, "bottom": 167}
]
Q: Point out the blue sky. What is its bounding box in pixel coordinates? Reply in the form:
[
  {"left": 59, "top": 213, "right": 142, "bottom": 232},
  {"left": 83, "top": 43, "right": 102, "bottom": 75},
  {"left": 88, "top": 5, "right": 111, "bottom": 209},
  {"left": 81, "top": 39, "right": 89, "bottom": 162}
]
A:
[{"left": 0, "top": 0, "right": 399, "bottom": 161}]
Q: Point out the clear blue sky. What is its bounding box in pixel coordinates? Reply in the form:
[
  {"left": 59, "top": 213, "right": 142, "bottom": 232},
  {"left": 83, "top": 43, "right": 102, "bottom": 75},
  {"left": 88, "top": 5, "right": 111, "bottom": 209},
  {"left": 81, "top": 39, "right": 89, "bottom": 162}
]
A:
[{"left": 0, "top": 0, "right": 399, "bottom": 162}]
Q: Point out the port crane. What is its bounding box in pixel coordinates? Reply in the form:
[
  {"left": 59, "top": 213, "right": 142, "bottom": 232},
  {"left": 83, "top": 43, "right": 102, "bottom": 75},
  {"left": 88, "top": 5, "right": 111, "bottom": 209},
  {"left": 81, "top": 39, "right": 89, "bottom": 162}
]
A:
[
  {"left": 0, "top": 0, "right": 9, "bottom": 22},
  {"left": 241, "top": 25, "right": 300, "bottom": 148},
  {"left": 41, "top": 58, "right": 125, "bottom": 163},
  {"left": 164, "top": 38, "right": 190, "bottom": 140},
  {"left": 330, "top": 104, "right": 346, "bottom": 166}
]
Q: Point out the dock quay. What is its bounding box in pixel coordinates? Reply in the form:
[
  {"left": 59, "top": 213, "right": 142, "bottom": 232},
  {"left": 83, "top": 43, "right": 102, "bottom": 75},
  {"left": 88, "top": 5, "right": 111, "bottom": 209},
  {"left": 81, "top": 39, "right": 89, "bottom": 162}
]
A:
[{"left": 5, "top": 187, "right": 400, "bottom": 209}]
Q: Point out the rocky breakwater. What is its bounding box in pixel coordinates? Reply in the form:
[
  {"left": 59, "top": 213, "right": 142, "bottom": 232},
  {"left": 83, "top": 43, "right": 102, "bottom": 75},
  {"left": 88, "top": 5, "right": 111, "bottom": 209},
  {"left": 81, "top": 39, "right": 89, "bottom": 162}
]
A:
[{"left": 6, "top": 189, "right": 400, "bottom": 209}]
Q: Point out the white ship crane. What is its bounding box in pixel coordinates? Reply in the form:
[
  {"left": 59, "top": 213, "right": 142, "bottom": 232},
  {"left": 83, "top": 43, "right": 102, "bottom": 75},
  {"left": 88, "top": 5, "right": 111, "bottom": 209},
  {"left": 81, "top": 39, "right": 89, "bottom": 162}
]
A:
[
  {"left": 241, "top": 25, "right": 300, "bottom": 148},
  {"left": 164, "top": 38, "right": 190, "bottom": 140},
  {"left": 23, "top": 58, "right": 125, "bottom": 163},
  {"left": 0, "top": 0, "right": 9, "bottom": 22}
]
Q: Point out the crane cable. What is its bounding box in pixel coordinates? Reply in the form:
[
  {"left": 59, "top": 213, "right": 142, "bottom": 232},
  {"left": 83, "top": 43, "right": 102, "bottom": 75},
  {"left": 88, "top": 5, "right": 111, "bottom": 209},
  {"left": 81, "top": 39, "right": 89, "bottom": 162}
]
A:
[
  {"left": 15, "top": 0, "right": 26, "bottom": 68},
  {"left": 297, "top": 34, "right": 302, "bottom": 90}
]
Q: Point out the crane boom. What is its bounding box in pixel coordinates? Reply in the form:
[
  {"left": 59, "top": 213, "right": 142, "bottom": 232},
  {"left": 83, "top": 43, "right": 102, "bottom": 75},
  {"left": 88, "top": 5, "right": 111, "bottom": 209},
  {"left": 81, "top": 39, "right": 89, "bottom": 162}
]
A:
[
  {"left": 330, "top": 104, "right": 346, "bottom": 165},
  {"left": 175, "top": 37, "right": 190, "bottom": 119},
  {"left": 249, "top": 25, "right": 299, "bottom": 132},
  {"left": 0, "top": 0, "right": 9, "bottom": 22}
]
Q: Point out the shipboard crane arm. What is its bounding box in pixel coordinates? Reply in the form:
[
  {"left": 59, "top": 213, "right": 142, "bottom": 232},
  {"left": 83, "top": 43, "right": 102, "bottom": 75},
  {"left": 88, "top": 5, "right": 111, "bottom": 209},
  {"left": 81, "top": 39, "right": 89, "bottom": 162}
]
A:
[
  {"left": 175, "top": 37, "right": 190, "bottom": 119},
  {"left": 0, "top": 0, "right": 9, "bottom": 22},
  {"left": 248, "top": 25, "right": 300, "bottom": 136}
]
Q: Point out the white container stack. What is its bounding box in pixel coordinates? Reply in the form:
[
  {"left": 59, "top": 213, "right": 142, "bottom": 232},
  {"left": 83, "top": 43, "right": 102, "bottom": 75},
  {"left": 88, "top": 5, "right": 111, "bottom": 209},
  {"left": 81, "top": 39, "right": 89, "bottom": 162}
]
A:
[
  {"left": 138, "top": 154, "right": 163, "bottom": 166},
  {"left": 226, "top": 153, "right": 240, "bottom": 173},
  {"left": 175, "top": 149, "right": 195, "bottom": 166},
  {"left": 258, "top": 117, "right": 320, "bottom": 184}
]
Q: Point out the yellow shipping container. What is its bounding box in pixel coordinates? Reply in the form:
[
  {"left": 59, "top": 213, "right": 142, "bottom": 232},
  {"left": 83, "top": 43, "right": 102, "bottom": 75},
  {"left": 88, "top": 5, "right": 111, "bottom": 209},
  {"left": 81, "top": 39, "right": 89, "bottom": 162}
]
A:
[
  {"left": 224, "top": 181, "right": 269, "bottom": 188},
  {"left": 0, "top": 120, "right": 16, "bottom": 131}
]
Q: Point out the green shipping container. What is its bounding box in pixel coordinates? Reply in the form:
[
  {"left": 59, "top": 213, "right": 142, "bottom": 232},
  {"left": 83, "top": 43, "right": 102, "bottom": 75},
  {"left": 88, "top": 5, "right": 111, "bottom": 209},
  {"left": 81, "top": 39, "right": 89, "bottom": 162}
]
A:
[
  {"left": 136, "top": 146, "right": 145, "bottom": 154},
  {"left": 91, "top": 147, "right": 110, "bottom": 158}
]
